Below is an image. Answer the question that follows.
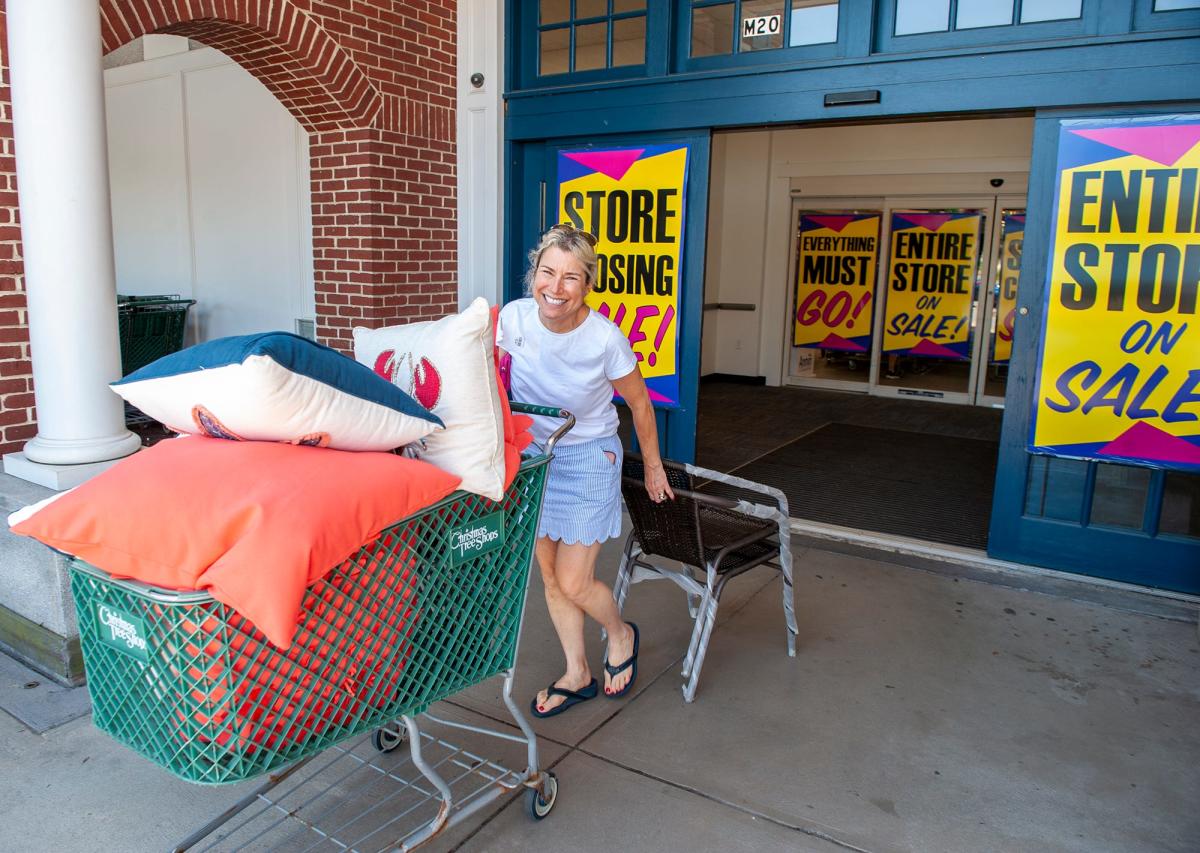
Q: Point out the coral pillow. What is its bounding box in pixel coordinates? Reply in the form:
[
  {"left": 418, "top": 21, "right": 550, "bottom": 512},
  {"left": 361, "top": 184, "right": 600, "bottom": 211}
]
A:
[
  {"left": 10, "top": 436, "right": 460, "bottom": 648},
  {"left": 353, "top": 298, "right": 508, "bottom": 500},
  {"left": 111, "top": 332, "right": 443, "bottom": 452}
]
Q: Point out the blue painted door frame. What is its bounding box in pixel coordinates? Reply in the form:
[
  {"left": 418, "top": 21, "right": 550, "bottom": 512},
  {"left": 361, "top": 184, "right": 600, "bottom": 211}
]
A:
[
  {"left": 503, "top": 131, "right": 711, "bottom": 464},
  {"left": 989, "top": 106, "right": 1200, "bottom": 593}
]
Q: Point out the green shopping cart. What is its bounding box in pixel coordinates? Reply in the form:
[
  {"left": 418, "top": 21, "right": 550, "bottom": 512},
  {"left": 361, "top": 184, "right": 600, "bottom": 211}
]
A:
[
  {"left": 117, "top": 294, "right": 196, "bottom": 376},
  {"left": 66, "top": 403, "right": 572, "bottom": 852}
]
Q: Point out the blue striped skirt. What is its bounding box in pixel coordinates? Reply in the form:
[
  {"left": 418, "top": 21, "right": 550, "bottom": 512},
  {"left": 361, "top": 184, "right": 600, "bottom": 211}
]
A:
[{"left": 536, "top": 433, "right": 624, "bottom": 546}]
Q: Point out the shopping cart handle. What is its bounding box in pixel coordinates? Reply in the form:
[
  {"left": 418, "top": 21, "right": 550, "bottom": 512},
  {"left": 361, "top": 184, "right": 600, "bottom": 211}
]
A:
[{"left": 510, "top": 401, "right": 575, "bottom": 455}]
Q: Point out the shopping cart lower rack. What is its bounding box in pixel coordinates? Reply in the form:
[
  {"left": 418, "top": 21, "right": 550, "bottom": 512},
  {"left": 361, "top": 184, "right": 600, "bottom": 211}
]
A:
[{"left": 66, "top": 403, "right": 572, "bottom": 852}]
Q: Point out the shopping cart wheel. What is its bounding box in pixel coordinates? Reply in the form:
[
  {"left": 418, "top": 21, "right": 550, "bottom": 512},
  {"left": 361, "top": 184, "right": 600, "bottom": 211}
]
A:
[
  {"left": 371, "top": 723, "right": 406, "bottom": 753},
  {"left": 528, "top": 771, "right": 558, "bottom": 820}
]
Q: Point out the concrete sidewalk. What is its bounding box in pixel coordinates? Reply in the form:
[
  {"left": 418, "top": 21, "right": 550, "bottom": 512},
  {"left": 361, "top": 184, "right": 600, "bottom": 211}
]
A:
[{"left": 1, "top": 533, "right": 1197, "bottom": 852}]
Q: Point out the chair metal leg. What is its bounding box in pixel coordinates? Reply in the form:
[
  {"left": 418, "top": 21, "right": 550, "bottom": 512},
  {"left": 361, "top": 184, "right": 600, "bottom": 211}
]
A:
[
  {"left": 680, "top": 588, "right": 710, "bottom": 680},
  {"left": 613, "top": 533, "right": 637, "bottom": 614},
  {"left": 779, "top": 547, "right": 798, "bottom": 658},
  {"left": 783, "top": 573, "right": 798, "bottom": 657},
  {"left": 682, "top": 568, "right": 718, "bottom": 681},
  {"left": 683, "top": 594, "right": 720, "bottom": 703}
]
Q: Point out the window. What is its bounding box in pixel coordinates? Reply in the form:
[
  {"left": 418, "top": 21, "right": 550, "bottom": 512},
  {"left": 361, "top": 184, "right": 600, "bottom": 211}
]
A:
[
  {"left": 689, "top": 0, "right": 839, "bottom": 58},
  {"left": 537, "top": 0, "right": 647, "bottom": 77},
  {"left": 1154, "top": 0, "right": 1200, "bottom": 9},
  {"left": 1025, "top": 456, "right": 1200, "bottom": 541},
  {"left": 1160, "top": 472, "right": 1200, "bottom": 539},
  {"left": 894, "top": 0, "right": 1081, "bottom": 35}
]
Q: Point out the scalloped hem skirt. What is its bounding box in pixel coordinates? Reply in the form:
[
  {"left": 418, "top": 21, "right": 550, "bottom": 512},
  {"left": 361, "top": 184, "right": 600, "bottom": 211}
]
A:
[{"left": 536, "top": 433, "right": 624, "bottom": 546}]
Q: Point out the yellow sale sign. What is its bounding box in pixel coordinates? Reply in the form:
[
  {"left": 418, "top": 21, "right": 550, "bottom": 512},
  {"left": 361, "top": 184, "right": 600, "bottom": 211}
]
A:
[
  {"left": 992, "top": 213, "right": 1024, "bottom": 365},
  {"left": 557, "top": 144, "right": 689, "bottom": 407},
  {"left": 792, "top": 213, "right": 879, "bottom": 351},
  {"left": 1030, "top": 116, "right": 1200, "bottom": 472},
  {"left": 882, "top": 212, "right": 983, "bottom": 359}
]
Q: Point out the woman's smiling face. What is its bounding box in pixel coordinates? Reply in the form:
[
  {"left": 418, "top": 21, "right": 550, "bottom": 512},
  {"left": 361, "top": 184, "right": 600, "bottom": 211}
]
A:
[{"left": 532, "top": 246, "right": 591, "bottom": 332}]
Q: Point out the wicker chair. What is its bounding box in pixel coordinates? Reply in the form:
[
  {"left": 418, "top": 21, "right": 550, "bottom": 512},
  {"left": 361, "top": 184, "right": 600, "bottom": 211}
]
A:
[{"left": 616, "top": 453, "right": 798, "bottom": 702}]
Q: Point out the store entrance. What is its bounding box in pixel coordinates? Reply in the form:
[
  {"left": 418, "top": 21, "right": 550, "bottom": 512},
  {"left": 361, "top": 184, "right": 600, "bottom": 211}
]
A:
[
  {"left": 785, "top": 195, "right": 1026, "bottom": 409},
  {"left": 695, "top": 381, "right": 1003, "bottom": 549},
  {"left": 694, "top": 117, "right": 1035, "bottom": 549}
]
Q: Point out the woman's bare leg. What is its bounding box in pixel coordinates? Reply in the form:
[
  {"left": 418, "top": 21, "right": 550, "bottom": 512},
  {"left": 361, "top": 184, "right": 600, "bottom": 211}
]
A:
[
  {"left": 535, "top": 538, "right": 636, "bottom": 712},
  {"left": 535, "top": 537, "right": 590, "bottom": 713}
]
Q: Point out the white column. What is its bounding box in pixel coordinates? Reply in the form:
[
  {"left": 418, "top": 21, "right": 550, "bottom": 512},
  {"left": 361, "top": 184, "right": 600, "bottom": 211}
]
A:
[
  {"left": 4, "top": 1, "right": 140, "bottom": 486},
  {"left": 457, "top": 0, "right": 505, "bottom": 310}
]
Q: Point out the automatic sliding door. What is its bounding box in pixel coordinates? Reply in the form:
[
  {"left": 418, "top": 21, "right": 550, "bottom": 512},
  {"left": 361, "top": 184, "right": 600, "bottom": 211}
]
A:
[
  {"left": 786, "top": 203, "right": 882, "bottom": 388},
  {"left": 976, "top": 204, "right": 1026, "bottom": 405},
  {"left": 876, "top": 206, "right": 989, "bottom": 402}
]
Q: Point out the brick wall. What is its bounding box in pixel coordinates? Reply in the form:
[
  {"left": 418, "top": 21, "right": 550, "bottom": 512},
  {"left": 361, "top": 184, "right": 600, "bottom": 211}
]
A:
[
  {"left": 309, "top": 128, "right": 458, "bottom": 345},
  {"left": 0, "top": 1, "right": 457, "bottom": 454},
  {"left": 0, "top": 7, "right": 34, "bottom": 455},
  {"left": 100, "top": 0, "right": 460, "bottom": 350}
]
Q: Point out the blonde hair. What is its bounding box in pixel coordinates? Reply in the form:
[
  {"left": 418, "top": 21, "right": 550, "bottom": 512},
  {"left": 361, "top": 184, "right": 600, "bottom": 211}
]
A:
[{"left": 523, "top": 224, "right": 598, "bottom": 295}]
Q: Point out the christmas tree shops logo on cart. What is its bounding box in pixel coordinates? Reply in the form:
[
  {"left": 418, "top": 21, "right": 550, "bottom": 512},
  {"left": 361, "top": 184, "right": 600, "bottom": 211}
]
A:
[
  {"left": 447, "top": 511, "right": 506, "bottom": 567},
  {"left": 95, "top": 603, "right": 150, "bottom": 663}
]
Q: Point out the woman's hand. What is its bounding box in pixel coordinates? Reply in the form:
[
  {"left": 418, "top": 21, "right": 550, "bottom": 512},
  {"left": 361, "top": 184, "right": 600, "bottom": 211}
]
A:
[
  {"left": 643, "top": 459, "right": 675, "bottom": 504},
  {"left": 612, "top": 369, "right": 675, "bottom": 504}
]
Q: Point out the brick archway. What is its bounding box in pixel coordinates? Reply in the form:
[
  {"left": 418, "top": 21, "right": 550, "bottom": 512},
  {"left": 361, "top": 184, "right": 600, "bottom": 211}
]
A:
[
  {"left": 99, "top": 3, "right": 380, "bottom": 132},
  {"left": 99, "top": 0, "right": 458, "bottom": 348}
]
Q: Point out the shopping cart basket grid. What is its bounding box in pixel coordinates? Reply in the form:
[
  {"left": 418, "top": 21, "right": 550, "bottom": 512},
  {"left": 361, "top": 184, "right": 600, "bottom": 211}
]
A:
[{"left": 68, "top": 402, "right": 572, "bottom": 850}]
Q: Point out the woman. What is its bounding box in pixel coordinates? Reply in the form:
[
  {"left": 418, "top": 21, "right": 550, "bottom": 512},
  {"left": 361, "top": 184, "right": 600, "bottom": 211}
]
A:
[{"left": 499, "top": 223, "right": 674, "bottom": 718}]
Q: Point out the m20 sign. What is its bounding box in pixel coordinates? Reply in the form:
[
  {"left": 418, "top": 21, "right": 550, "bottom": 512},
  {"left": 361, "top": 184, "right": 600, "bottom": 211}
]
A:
[
  {"left": 743, "top": 15, "right": 782, "bottom": 38},
  {"left": 1030, "top": 115, "right": 1200, "bottom": 473}
]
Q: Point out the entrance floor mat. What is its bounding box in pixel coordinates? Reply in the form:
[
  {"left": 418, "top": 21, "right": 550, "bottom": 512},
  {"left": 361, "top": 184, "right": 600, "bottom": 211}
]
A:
[{"left": 708, "top": 423, "right": 999, "bottom": 550}]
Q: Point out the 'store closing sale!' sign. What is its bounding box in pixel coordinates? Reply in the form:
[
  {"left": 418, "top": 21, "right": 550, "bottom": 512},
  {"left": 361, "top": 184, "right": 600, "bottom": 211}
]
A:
[
  {"left": 1031, "top": 116, "right": 1200, "bottom": 472},
  {"left": 558, "top": 144, "right": 689, "bottom": 408}
]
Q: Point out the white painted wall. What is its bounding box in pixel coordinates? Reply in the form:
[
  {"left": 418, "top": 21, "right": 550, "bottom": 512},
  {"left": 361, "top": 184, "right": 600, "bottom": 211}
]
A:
[
  {"left": 104, "top": 47, "right": 315, "bottom": 345},
  {"left": 457, "top": 0, "right": 505, "bottom": 310},
  {"left": 703, "top": 117, "right": 1034, "bottom": 382},
  {"left": 702, "top": 129, "right": 772, "bottom": 376}
]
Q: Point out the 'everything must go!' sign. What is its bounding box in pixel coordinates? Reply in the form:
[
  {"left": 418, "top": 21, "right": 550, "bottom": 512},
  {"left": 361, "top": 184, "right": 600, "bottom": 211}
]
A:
[
  {"left": 883, "top": 212, "right": 983, "bottom": 359},
  {"left": 792, "top": 213, "right": 880, "bottom": 352},
  {"left": 1030, "top": 115, "right": 1200, "bottom": 473},
  {"left": 557, "top": 144, "right": 689, "bottom": 408}
]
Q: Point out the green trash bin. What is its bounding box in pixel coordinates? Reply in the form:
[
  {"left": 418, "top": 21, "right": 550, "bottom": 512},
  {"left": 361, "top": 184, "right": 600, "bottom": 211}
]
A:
[{"left": 117, "top": 294, "right": 196, "bottom": 376}]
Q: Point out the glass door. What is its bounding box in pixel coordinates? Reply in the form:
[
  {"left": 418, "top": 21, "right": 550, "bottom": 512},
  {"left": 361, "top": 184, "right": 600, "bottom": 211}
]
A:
[
  {"left": 973, "top": 198, "right": 1027, "bottom": 407},
  {"left": 872, "top": 199, "right": 993, "bottom": 405},
  {"left": 785, "top": 195, "right": 1029, "bottom": 407},
  {"left": 784, "top": 199, "right": 883, "bottom": 390}
]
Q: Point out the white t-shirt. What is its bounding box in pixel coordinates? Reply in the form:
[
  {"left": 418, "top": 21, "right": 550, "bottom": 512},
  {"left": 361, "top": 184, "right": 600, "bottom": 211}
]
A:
[{"left": 498, "top": 298, "right": 637, "bottom": 446}]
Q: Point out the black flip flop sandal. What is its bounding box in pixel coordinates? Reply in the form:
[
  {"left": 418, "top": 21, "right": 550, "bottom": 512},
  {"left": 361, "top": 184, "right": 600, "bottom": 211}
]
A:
[
  {"left": 603, "top": 622, "right": 640, "bottom": 699},
  {"left": 530, "top": 678, "right": 598, "bottom": 718}
]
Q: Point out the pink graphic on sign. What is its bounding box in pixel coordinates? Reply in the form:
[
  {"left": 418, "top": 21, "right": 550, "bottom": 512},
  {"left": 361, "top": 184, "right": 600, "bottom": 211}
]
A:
[
  {"left": 1070, "top": 125, "right": 1200, "bottom": 167},
  {"left": 895, "top": 213, "right": 955, "bottom": 232},
  {"left": 819, "top": 333, "right": 868, "bottom": 352},
  {"left": 910, "top": 338, "right": 966, "bottom": 359},
  {"left": 562, "top": 149, "right": 646, "bottom": 181},
  {"left": 597, "top": 301, "right": 675, "bottom": 370},
  {"left": 1098, "top": 422, "right": 1200, "bottom": 466},
  {"left": 806, "top": 215, "right": 858, "bottom": 233}
]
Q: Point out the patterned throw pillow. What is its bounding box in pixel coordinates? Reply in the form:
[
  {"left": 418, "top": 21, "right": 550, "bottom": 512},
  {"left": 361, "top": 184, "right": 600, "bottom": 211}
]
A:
[
  {"left": 353, "top": 298, "right": 508, "bottom": 500},
  {"left": 110, "top": 332, "right": 442, "bottom": 452}
]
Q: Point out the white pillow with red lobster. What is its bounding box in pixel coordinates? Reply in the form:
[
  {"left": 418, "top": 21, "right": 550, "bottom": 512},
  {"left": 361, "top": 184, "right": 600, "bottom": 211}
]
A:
[{"left": 352, "top": 298, "right": 507, "bottom": 500}]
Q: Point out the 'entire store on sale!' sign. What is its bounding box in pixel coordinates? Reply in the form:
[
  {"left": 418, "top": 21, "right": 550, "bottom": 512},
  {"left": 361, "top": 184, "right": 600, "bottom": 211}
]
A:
[{"left": 1030, "top": 115, "right": 1200, "bottom": 473}]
